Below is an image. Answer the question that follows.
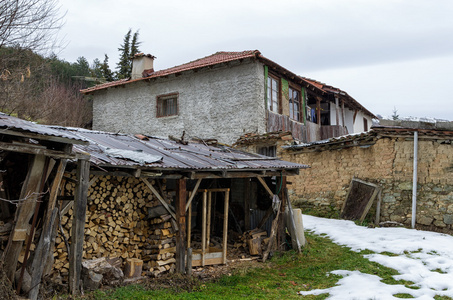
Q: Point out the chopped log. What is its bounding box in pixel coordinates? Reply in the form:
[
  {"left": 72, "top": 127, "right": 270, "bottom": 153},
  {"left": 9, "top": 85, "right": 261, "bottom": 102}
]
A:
[{"left": 124, "top": 258, "right": 143, "bottom": 278}]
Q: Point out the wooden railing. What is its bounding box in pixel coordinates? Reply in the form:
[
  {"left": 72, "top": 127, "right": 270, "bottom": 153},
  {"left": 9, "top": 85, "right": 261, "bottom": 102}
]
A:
[
  {"left": 266, "top": 111, "right": 305, "bottom": 141},
  {"left": 266, "top": 111, "right": 349, "bottom": 142}
]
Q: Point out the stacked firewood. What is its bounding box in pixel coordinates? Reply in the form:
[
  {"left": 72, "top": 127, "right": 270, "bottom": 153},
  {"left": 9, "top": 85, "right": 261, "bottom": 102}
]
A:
[
  {"left": 234, "top": 228, "right": 269, "bottom": 256},
  {"left": 53, "top": 175, "right": 175, "bottom": 281},
  {"left": 142, "top": 214, "right": 176, "bottom": 277}
]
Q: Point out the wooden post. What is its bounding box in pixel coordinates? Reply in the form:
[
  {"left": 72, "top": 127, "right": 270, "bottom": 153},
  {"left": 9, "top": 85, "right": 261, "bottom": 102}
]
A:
[
  {"left": 69, "top": 158, "right": 89, "bottom": 295},
  {"left": 277, "top": 177, "right": 287, "bottom": 249},
  {"left": 3, "top": 154, "right": 46, "bottom": 282},
  {"left": 187, "top": 193, "right": 192, "bottom": 248},
  {"left": 206, "top": 191, "right": 212, "bottom": 251},
  {"left": 201, "top": 190, "right": 207, "bottom": 266},
  {"left": 244, "top": 179, "right": 251, "bottom": 231},
  {"left": 29, "top": 208, "right": 58, "bottom": 300},
  {"left": 186, "top": 248, "right": 192, "bottom": 275},
  {"left": 316, "top": 98, "right": 321, "bottom": 126},
  {"left": 222, "top": 189, "right": 229, "bottom": 264},
  {"left": 175, "top": 178, "right": 187, "bottom": 274}
]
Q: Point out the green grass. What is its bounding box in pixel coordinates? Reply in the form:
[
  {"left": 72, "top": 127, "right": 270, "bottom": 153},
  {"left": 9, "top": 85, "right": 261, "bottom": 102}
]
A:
[{"left": 72, "top": 232, "right": 451, "bottom": 300}]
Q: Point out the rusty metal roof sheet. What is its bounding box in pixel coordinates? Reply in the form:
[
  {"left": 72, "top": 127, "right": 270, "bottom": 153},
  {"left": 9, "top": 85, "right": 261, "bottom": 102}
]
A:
[
  {"left": 0, "top": 113, "right": 87, "bottom": 144},
  {"left": 48, "top": 126, "right": 308, "bottom": 172}
]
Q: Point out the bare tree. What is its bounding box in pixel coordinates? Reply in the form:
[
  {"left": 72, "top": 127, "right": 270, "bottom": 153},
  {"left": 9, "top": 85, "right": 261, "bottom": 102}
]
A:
[{"left": 0, "top": 0, "right": 65, "bottom": 53}]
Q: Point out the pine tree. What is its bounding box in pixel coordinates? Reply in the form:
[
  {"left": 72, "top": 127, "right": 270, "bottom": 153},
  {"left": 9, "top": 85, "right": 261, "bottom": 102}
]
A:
[
  {"left": 116, "top": 29, "right": 141, "bottom": 79},
  {"left": 101, "top": 54, "right": 115, "bottom": 81},
  {"left": 392, "top": 107, "right": 399, "bottom": 120}
]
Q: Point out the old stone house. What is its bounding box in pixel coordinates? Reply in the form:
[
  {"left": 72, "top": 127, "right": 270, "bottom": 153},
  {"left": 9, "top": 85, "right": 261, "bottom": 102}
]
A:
[{"left": 82, "top": 50, "right": 376, "bottom": 146}]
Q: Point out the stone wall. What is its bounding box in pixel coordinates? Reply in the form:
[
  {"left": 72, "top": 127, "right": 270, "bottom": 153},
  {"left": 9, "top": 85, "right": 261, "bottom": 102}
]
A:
[
  {"left": 283, "top": 136, "right": 453, "bottom": 232},
  {"left": 92, "top": 59, "right": 267, "bottom": 145}
]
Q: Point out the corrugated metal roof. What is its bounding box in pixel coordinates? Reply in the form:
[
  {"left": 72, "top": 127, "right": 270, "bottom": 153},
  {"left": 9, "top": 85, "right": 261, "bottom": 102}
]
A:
[
  {"left": 0, "top": 113, "right": 87, "bottom": 144},
  {"left": 48, "top": 126, "right": 308, "bottom": 172}
]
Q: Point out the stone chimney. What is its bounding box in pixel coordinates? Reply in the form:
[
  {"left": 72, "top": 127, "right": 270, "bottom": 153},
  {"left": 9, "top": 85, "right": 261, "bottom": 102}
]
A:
[{"left": 131, "top": 53, "right": 156, "bottom": 79}]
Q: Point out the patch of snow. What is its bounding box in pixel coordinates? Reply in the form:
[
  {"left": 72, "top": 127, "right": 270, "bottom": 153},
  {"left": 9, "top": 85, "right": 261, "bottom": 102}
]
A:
[{"left": 299, "top": 215, "right": 453, "bottom": 299}]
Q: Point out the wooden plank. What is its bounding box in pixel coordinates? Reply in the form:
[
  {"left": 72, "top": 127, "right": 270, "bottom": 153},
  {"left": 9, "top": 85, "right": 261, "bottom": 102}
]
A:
[
  {"left": 187, "top": 197, "right": 192, "bottom": 248},
  {"left": 185, "top": 179, "right": 201, "bottom": 212},
  {"left": 175, "top": 179, "right": 186, "bottom": 274},
  {"left": 0, "top": 141, "right": 77, "bottom": 159},
  {"left": 3, "top": 154, "right": 46, "bottom": 282},
  {"left": 222, "top": 190, "right": 229, "bottom": 264},
  {"left": 186, "top": 248, "right": 192, "bottom": 275},
  {"left": 263, "top": 199, "right": 281, "bottom": 262},
  {"left": 375, "top": 189, "right": 382, "bottom": 226},
  {"left": 44, "top": 159, "right": 67, "bottom": 229},
  {"left": 206, "top": 192, "right": 212, "bottom": 251},
  {"left": 191, "top": 257, "right": 223, "bottom": 267},
  {"left": 29, "top": 208, "right": 58, "bottom": 300},
  {"left": 257, "top": 177, "right": 274, "bottom": 198},
  {"left": 69, "top": 159, "right": 89, "bottom": 295},
  {"left": 201, "top": 191, "right": 207, "bottom": 266},
  {"left": 244, "top": 179, "right": 251, "bottom": 231},
  {"left": 142, "top": 178, "right": 176, "bottom": 220}
]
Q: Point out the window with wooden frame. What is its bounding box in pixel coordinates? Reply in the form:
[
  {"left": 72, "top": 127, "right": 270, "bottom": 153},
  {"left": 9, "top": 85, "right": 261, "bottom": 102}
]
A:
[
  {"left": 289, "top": 87, "right": 301, "bottom": 122},
  {"left": 267, "top": 75, "right": 279, "bottom": 113},
  {"left": 156, "top": 93, "right": 178, "bottom": 117}
]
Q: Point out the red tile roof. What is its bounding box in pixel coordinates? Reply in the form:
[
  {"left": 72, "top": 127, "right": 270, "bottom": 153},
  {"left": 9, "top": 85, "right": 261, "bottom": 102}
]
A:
[
  {"left": 81, "top": 50, "right": 260, "bottom": 94},
  {"left": 80, "top": 50, "right": 376, "bottom": 118}
]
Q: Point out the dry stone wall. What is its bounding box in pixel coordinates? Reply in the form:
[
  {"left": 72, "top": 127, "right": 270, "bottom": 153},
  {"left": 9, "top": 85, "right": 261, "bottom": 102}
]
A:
[{"left": 283, "top": 136, "right": 453, "bottom": 232}]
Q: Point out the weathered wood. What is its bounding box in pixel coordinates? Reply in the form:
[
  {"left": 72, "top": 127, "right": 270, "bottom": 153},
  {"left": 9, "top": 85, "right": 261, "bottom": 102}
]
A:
[
  {"left": 18, "top": 157, "right": 50, "bottom": 293},
  {"left": 3, "top": 154, "right": 46, "bottom": 282},
  {"left": 263, "top": 200, "right": 281, "bottom": 262},
  {"left": 185, "top": 178, "right": 201, "bottom": 212},
  {"left": 206, "top": 191, "right": 212, "bottom": 251},
  {"left": 244, "top": 178, "right": 251, "bottom": 231},
  {"left": 142, "top": 178, "right": 176, "bottom": 220},
  {"left": 124, "top": 258, "right": 143, "bottom": 278},
  {"left": 69, "top": 158, "right": 90, "bottom": 295},
  {"left": 175, "top": 178, "right": 186, "bottom": 274},
  {"left": 201, "top": 190, "right": 207, "bottom": 266},
  {"left": 44, "top": 159, "right": 67, "bottom": 229},
  {"left": 29, "top": 208, "right": 58, "bottom": 300},
  {"left": 257, "top": 177, "right": 274, "bottom": 198},
  {"left": 186, "top": 248, "right": 192, "bottom": 276},
  {"left": 0, "top": 141, "right": 77, "bottom": 159},
  {"left": 187, "top": 199, "right": 192, "bottom": 248},
  {"left": 222, "top": 190, "right": 229, "bottom": 264}
]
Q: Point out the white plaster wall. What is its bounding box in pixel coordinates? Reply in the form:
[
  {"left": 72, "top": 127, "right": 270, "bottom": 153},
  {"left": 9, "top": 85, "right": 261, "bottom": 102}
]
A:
[
  {"left": 352, "top": 110, "right": 373, "bottom": 132},
  {"left": 344, "top": 108, "right": 355, "bottom": 134},
  {"left": 92, "top": 61, "right": 267, "bottom": 145}
]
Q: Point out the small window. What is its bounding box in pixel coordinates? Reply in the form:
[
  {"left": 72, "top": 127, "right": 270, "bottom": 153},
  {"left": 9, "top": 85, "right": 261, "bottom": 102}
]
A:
[
  {"left": 289, "top": 87, "right": 300, "bottom": 121},
  {"left": 157, "top": 93, "right": 178, "bottom": 117},
  {"left": 363, "top": 118, "right": 368, "bottom": 131},
  {"left": 257, "top": 146, "right": 276, "bottom": 157},
  {"left": 267, "top": 75, "right": 279, "bottom": 113}
]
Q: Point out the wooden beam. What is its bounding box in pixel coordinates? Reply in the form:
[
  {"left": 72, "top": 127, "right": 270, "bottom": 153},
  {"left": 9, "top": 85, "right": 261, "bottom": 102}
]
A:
[
  {"left": 0, "top": 141, "right": 77, "bottom": 159},
  {"left": 29, "top": 208, "right": 58, "bottom": 300},
  {"left": 142, "top": 178, "right": 176, "bottom": 220},
  {"left": 3, "top": 154, "right": 47, "bottom": 282},
  {"left": 44, "top": 160, "right": 67, "bottom": 228},
  {"left": 69, "top": 158, "right": 90, "bottom": 295},
  {"left": 175, "top": 179, "right": 187, "bottom": 274},
  {"left": 185, "top": 179, "right": 202, "bottom": 212},
  {"left": 257, "top": 177, "right": 274, "bottom": 197},
  {"left": 201, "top": 190, "right": 207, "bottom": 266},
  {"left": 222, "top": 190, "right": 230, "bottom": 264}
]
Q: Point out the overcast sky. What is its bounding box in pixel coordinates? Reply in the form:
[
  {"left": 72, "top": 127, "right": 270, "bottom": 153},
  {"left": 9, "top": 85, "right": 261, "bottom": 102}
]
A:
[{"left": 58, "top": 0, "right": 453, "bottom": 120}]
